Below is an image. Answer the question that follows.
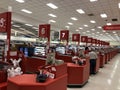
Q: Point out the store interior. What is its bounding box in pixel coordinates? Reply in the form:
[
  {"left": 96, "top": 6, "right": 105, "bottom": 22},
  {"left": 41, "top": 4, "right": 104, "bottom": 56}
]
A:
[{"left": 0, "top": 0, "right": 120, "bottom": 90}]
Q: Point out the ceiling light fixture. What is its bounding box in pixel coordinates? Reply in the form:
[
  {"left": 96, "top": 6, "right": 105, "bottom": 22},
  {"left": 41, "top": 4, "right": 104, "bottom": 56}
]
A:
[
  {"left": 79, "top": 27, "right": 83, "bottom": 29},
  {"left": 15, "top": 0, "right": 24, "bottom": 3},
  {"left": 33, "top": 27, "right": 38, "bottom": 29},
  {"left": 65, "top": 26, "right": 70, "bottom": 29},
  {"left": 48, "top": 14, "right": 57, "bottom": 17},
  {"left": 84, "top": 24, "right": 88, "bottom": 27},
  {"left": 98, "top": 26, "right": 102, "bottom": 29},
  {"left": 107, "top": 23, "right": 112, "bottom": 25},
  {"left": 68, "top": 22, "right": 73, "bottom": 25},
  {"left": 25, "top": 24, "right": 33, "bottom": 26},
  {"left": 91, "top": 29, "right": 95, "bottom": 31},
  {"left": 46, "top": 3, "right": 58, "bottom": 9},
  {"left": 12, "top": 25, "right": 20, "bottom": 27},
  {"left": 118, "top": 3, "right": 120, "bottom": 8},
  {"left": 49, "top": 20, "right": 56, "bottom": 23},
  {"left": 100, "top": 13, "right": 107, "bottom": 18},
  {"left": 19, "top": 28, "right": 26, "bottom": 30},
  {"left": 90, "top": 20, "right": 96, "bottom": 23},
  {"left": 21, "top": 9, "right": 32, "bottom": 14},
  {"left": 102, "top": 30, "right": 106, "bottom": 32},
  {"left": 76, "top": 29, "right": 79, "bottom": 31},
  {"left": 71, "top": 17, "right": 78, "bottom": 21},
  {"left": 90, "top": 0, "right": 98, "bottom": 2},
  {"left": 76, "top": 9, "right": 85, "bottom": 14}
]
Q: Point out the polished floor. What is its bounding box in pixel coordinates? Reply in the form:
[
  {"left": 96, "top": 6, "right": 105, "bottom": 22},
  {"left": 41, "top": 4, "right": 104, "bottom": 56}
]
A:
[{"left": 67, "top": 54, "right": 120, "bottom": 90}]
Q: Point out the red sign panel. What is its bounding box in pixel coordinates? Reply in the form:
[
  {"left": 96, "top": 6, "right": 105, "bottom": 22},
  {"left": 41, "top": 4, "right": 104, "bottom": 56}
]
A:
[
  {"left": 39, "top": 24, "right": 50, "bottom": 38},
  {"left": 81, "top": 36, "right": 88, "bottom": 42},
  {"left": 103, "top": 24, "right": 120, "bottom": 30},
  {"left": 72, "top": 34, "right": 80, "bottom": 42},
  {"left": 87, "top": 38, "right": 92, "bottom": 43},
  {"left": 0, "top": 12, "right": 11, "bottom": 32},
  {"left": 60, "top": 30, "right": 69, "bottom": 41},
  {"left": 92, "top": 39, "right": 96, "bottom": 44}
]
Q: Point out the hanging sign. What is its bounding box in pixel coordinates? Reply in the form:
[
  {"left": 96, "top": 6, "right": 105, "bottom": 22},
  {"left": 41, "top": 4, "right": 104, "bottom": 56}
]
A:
[
  {"left": 81, "top": 36, "right": 88, "bottom": 42},
  {"left": 103, "top": 24, "right": 120, "bottom": 30},
  {"left": 92, "top": 39, "right": 96, "bottom": 44},
  {"left": 60, "top": 30, "right": 69, "bottom": 41},
  {"left": 87, "top": 37, "right": 92, "bottom": 43},
  {"left": 39, "top": 24, "right": 50, "bottom": 38},
  {"left": 0, "top": 12, "right": 11, "bottom": 32},
  {"left": 72, "top": 34, "right": 80, "bottom": 42}
]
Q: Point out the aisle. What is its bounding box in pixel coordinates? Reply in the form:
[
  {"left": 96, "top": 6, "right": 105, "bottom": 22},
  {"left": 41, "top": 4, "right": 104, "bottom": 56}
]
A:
[{"left": 67, "top": 54, "right": 120, "bottom": 90}]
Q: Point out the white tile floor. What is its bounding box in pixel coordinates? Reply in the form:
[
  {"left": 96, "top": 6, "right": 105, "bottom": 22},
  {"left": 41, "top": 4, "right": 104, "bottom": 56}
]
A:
[{"left": 67, "top": 54, "right": 120, "bottom": 90}]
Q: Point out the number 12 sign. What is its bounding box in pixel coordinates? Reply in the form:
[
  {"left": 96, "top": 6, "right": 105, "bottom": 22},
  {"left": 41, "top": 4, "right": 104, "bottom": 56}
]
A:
[{"left": 60, "top": 30, "right": 69, "bottom": 41}]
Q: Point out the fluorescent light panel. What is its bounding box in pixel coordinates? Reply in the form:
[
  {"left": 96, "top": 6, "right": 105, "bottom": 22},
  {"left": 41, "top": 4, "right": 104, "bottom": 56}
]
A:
[
  {"left": 91, "top": 29, "right": 95, "bottom": 31},
  {"left": 65, "top": 26, "right": 70, "bottom": 29},
  {"left": 100, "top": 13, "right": 107, "bottom": 18},
  {"left": 49, "top": 20, "right": 56, "bottom": 23},
  {"left": 16, "top": 0, "right": 24, "bottom": 3},
  {"left": 68, "top": 22, "right": 73, "bottom": 25},
  {"left": 76, "top": 29, "right": 79, "bottom": 31},
  {"left": 13, "top": 25, "right": 20, "bottom": 27},
  {"left": 71, "top": 17, "right": 78, "bottom": 20},
  {"left": 90, "top": 0, "right": 98, "bottom": 2},
  {"left": 33, "top": 27, "right": 38, "bottom": 29},
  {"left": 90, "top": 20, "right": 96, "bottom": 23},
  {"left": 46, "top": 3, "right": 58, "bottom": 9},
  {"left": 21, "top": 9, "right": 32, "bottom": 14},
  {"left": 98, "top": 26, "right": 102, "bottom": 29},
  {"left": 107, "top": 23, "right": 112, "bottom": 25},
  {"left": 118, "top": 3, "right": 120, "bottom": 8},
  {"left": 76, "top": 9, "right": 85, "bottom": 14},
  {"left": 84, "top": 24, "right": 88, "bottom": 27},
  {"left": 79, "top": 27, "right": 83, "bottom": 29},
  {"left": 48, "top": 14, "right": 57, "bottom": 17},
  {"left": 19, "top": 28, "right": 25, "bottom": 30},
  {"left": 25, "top": 24, "right": 33, "bottom": 26}
]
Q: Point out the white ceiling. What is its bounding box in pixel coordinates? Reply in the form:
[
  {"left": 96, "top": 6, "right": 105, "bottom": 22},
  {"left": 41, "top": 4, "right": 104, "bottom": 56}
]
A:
[{"left": 0, "top": 0, "right": 120, "bottom": 43}]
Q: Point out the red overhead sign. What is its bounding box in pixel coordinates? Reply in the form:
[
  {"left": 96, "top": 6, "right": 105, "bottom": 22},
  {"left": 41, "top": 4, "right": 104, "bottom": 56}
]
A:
[
  {"left": 39, "top": 24, "right": 50, "bottom": 38},
  {"left": 0, "top": 12, "right": 11, "bottom": 32},
  {"left": 81, "top": 36, "right": 88, "bottom": 43},
  {"left": 60, "top": 30, "right": 69, "bottom": 41},
  {"left": 87, "top": 37, "right": 92, "bottom": 43},
  {"left": 103, "top": 24, "right": 120, "bottom": 30},
  {"left": 72, "top": 34, "right": 80, "bottom": 42}
]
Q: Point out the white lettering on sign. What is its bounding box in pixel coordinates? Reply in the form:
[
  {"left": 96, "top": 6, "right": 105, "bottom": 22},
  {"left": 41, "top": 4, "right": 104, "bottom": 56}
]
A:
[
  {"left": 41, "top": 28, "right": 45, "bottom": 34},
  {"left": 83, "top": 38, "right": 85, "bottom": 41},
  {"left": 62, "top": 33, "right": 65, "bottom": 38},
  {"left": 74, "top": 36, "right": 77, "bottom": 40},
  {"left": 0, "top": 18, "right": 5, "bottom": 28}
]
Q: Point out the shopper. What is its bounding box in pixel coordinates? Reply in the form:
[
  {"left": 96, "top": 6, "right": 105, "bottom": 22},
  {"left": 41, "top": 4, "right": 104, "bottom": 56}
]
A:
[
  {"left": 89, "top": 48, "right": 98, "bottom": 74},
  {"left": 84, "top": 46, "right": 89, "bottom": 57}
]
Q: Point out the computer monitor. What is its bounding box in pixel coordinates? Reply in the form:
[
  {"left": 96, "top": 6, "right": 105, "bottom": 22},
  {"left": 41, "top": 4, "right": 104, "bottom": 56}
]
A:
[
  {"left": 34, "top": 46, "right": 46, "bottom": 56},
  {"left": 56, "top": 47, "right": 65, "bottom": 54}
]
